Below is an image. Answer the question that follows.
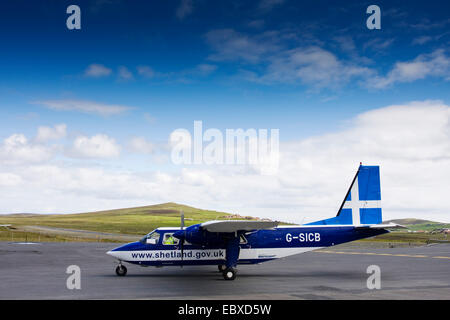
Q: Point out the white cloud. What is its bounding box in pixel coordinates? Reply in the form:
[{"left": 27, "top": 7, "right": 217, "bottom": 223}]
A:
[
  {"left": 2, "top": 101, "right": 450, "bottom": 224},
  {"left": 118, "top": 66, "right": 133, "bottom": 81},
  {"left": 193, "top": 64, "right": 217, "bottom": 76},
  {"left": 205, "top": 29, "right": 281, "bottom": 63},
  {"left": 0, "top": 173, "right": 23, "bottom": 187},
  {"left": 261, "top": 46, "right": 372, "bottom": 87},
  {"left": 69, "top": 134, "right": 120, "bottom": 159},
  {"left": 368, "top": 49, "right": 450, "bottom": 88},
  {"left": 181, "top": 168, "right": 215, "bottom": 186},
  {"left": 36, "top": 124, "right": 67, "bottom": 143},
  {"left": 84, "top": 63, "right": 112, "bottom": 77},
  {"left": 363, "top": 38, "right": 395, "bottom": 51},
  {"left": 128, "top": 137, "right": 155, "bottom": 154},
  {"left": 412, "top": 36, "right": 433, "bottom": 45},
  {"left": 35, "top": 99, "right": 133, "bottom": 116},
  {"left": 137, "top": 65, "right": 157, "bottom": 78},
  {"left": 0, "top": 133, "right": 53, "bottom": 165},
  {"left": 206, "top": 29, "right": 372, "bottom": 88},
  {"left": 206, "top": 27, "right": 450, "bottom": 90}
]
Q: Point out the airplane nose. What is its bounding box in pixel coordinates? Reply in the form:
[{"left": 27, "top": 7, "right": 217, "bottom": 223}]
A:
[
  {"left": 107, "top": 244, "right": 127, "bottom": 258},
  {"left": 107, "top": 250, "right": 119, "bottom": 258}
]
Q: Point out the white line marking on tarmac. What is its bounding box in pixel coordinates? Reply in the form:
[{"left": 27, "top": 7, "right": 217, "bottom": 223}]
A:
[{"left": 315, "top": 250, "right": 450, "bottom": 260}]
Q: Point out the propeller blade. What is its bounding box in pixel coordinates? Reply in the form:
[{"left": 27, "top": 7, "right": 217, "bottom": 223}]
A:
[
  {"left": 180, "top": 210, "right": 185, "bottom": 267},
  {"left": 180, "top": 238, "right": 184, "bottom": 267},
  {"left": 180, "top": 210, "right": 185, "bottom": 230}
]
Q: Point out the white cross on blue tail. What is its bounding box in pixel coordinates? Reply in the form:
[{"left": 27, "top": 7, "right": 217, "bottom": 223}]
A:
[{"left": 307, "top": 165, "right": 382, "bottom": 226}]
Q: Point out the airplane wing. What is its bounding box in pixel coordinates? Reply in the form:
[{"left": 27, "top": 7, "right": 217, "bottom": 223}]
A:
[
  {"left": 355, "top": 222, "right": 407, "bottom": 230},
  {"left": 200, "top": 220, "right": 278, "bottom": 233}
]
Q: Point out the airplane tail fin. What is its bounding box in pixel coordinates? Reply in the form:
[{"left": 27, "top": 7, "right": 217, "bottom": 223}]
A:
[{"left": 307, "top": 164, "right": 382, "bottom": 226}]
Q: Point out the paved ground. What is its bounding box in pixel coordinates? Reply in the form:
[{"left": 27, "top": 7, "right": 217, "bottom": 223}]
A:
[{"left": 1, "top": 242, "right": 449, "bottom": 299}]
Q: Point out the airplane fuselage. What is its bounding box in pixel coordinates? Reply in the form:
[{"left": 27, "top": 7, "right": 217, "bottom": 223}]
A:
[{"left": 107, "top": 225, "right": 387, "bottom": 267}]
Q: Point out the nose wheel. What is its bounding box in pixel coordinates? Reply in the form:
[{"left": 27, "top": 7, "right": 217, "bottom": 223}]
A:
[
  {"left": 222, "top": 267, "right": 236, "bottom": 280},
  {"left": 115, "top": 264, "right": 127, "bottom": 276}
]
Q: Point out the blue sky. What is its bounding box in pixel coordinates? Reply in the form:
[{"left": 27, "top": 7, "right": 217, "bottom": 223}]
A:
[{"left": 1, "top": 0, "right": 450, "bottom": 222}]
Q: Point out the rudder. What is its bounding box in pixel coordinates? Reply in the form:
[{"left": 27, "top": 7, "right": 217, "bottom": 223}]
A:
[{"left": 307, "top": 165, "right": 382, "bottom": 226}]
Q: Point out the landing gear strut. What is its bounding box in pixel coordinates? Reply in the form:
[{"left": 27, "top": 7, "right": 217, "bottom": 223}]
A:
[
  {"left": 222, "top": 267, "right": 237, "bottom": 280},
  {"left": 115, "top": 263, "right": 127, "bottom": 276},
  {"left": 218, "top": 264, "right": 227, "bottom": 272}
]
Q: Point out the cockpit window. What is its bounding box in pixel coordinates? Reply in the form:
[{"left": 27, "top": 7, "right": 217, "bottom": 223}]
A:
[{"left": 140, "top": 230, "right": 160, "bottom": 244}]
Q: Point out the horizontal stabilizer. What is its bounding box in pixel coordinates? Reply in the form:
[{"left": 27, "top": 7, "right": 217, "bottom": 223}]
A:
[
  {"left": 200, "top": 220, "right": 278, "bottom": 233},
  {"left": 355, "top": 222, "right": 407, "bottom": 230}
]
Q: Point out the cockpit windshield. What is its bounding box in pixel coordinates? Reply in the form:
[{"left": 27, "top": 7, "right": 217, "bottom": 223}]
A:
[{"left": 140, "top": 230, "right": 160, "bottom": 244}]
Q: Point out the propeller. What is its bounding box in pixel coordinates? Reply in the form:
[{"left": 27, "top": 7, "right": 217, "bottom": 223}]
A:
[{"left": 180, "top": 210, "right": 185, "bottom": 267}]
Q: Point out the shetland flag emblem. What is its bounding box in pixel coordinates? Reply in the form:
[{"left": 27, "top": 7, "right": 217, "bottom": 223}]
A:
[
  {"left": 341, "top": 165, "right": 382, "bottom": 225},
  {"left": 307, "top": 165, "right": 382, "bottom": 226}
]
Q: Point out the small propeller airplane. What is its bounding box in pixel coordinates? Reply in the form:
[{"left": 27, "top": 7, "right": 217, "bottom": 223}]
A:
[{"left": 107, "top": 164, "right": 405, "bottom": 280}]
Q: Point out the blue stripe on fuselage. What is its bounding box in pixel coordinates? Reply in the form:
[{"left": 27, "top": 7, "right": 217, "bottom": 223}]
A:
[
  {"left": 111, "top": 226, "right": 387, "bottom": 253},
  {"left": 246, "top": 225, "right": 387, "bottom": 248}
]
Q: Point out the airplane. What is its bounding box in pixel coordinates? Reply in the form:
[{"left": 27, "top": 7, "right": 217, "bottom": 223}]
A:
[{"left": 107, "top": 164, "right": 405, "bottom": 280}]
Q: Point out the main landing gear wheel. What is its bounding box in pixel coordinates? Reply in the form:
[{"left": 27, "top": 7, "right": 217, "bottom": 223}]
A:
[
  {"left": 222, "top": 268, "right": 236, "bottom": 280},
  {"left": 116, "top": 264, "right": 127, "bottom": 276},
  {"left": 218, "top": 264, "right": 227, "bottom": 272}
]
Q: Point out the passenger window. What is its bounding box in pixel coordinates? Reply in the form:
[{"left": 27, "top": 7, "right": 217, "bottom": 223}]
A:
[{"left": 162, "top": 233, "right": 179, "bottom": 245}]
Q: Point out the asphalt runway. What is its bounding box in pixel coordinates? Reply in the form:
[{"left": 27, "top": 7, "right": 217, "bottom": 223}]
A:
[{"left": 1, "top": 242, "right": 449, "bottom": 299}]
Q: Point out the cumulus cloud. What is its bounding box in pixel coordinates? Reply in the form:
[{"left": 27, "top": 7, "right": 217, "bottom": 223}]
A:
[
  {"left": 34, "top": 99, "right": 133, "bottom": 116},
  {"left": 2, "top": 101, "right": 450, "bottom": 224},
  {"left": 275, "top": 100, "right": 450, "bottom": 221},
  {"left": 69, "top": 134, "right": 120, "bottom": 159},
  {"left": 84, "top": 63, "right": 112, "bottom": 77},
  {"left": 0, "top": 133, "right": 53, "bottom": 165}
]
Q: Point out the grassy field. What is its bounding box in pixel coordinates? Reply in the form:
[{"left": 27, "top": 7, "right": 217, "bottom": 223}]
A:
[
  {"left": 0, "top": 229, "right": 121, "bottom": 243},
  {"left": 0, "top": 202, "right": 253, "bottom": 242},
  {"left": 0, "top": 203, "right": 236, "bottom": 234},
  {"left": 359, "top": 231, "right": 448, "bottom": 245}
]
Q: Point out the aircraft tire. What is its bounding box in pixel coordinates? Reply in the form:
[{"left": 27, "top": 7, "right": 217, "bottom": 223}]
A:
[
  {"left": 218, "top": 264, "right": 227, "bottom": 272},
  {"left": 222, "top": 268, "right": 236, "bottom": 280},
  {"left": 116, "top": 265, "right": 127, "bottom": 276}
]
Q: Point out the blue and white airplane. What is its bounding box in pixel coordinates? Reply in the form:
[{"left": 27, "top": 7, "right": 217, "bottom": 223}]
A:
[{"left": 107, "top": 165, "right": 404, "bottom": 280}]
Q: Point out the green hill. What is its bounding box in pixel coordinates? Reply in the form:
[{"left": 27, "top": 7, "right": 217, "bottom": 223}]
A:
[
  {"left": 383, "top": 218, "right": 450, "bottom": 231},
  {"left": 0, "top": 202, "right": 245, "bottom": 236}
]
